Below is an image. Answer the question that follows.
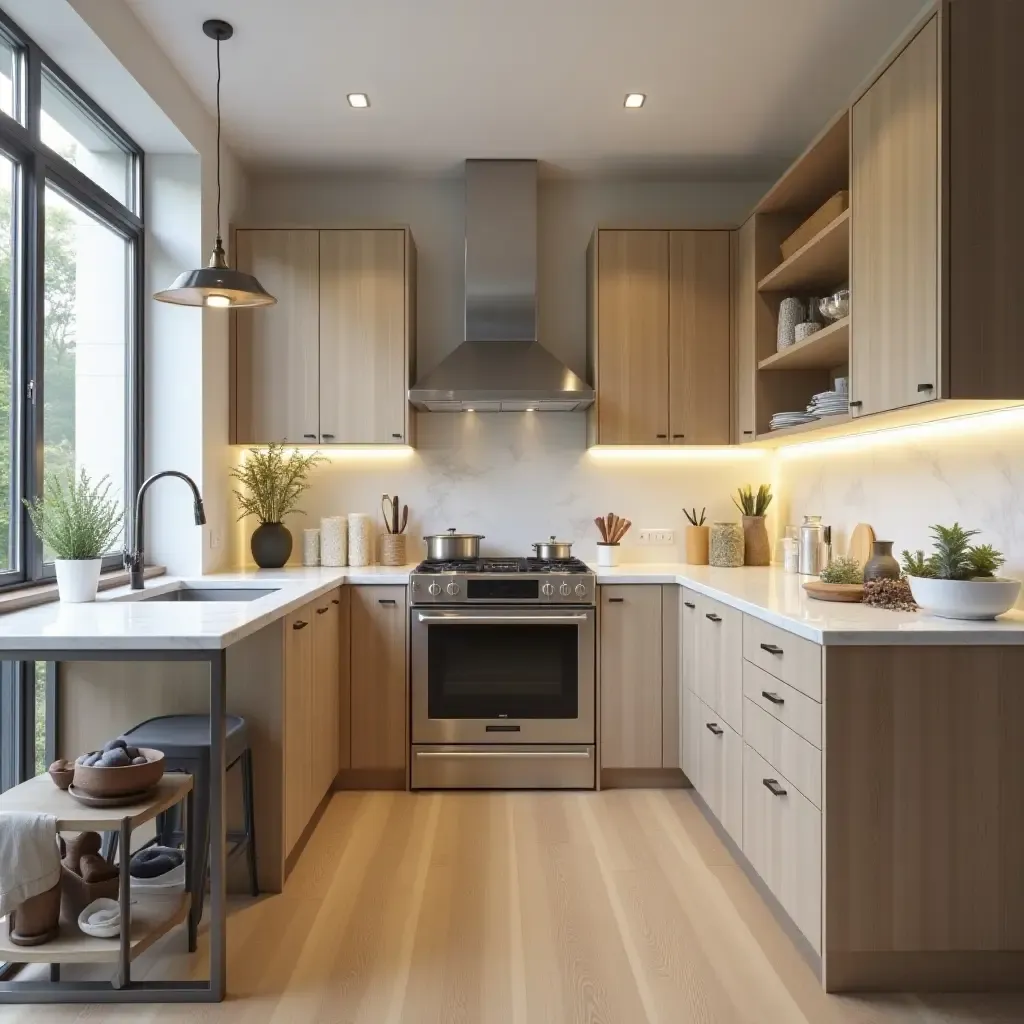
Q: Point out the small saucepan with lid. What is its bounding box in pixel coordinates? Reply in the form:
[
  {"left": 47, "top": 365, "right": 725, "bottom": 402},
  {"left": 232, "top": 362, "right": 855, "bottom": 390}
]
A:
[
  {"left": 532, "top": 536, "right": 574, "bottom": 560},
  {"left": 423, "top": 528, "right": 484, "bottom": 562}
]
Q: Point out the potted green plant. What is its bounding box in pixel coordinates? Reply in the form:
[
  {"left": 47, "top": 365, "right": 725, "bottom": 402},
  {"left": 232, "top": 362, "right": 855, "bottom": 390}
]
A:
[
  {"left": 230, "top": 443, "right": 325, "bottom": 568},
  {"left": 901, "top": 523, "right": 1020, "bottom": 620},
  {"left": 732, "top": 484, "right": 772, "bottom": 566},
  {"left": 24, "top": 469, "right": 124, "bottom": 603}
]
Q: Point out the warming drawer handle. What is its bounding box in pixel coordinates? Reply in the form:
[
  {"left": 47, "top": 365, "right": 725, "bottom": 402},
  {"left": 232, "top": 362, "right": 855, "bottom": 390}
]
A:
[
  {"left": 761, "top": 690, "right": 785, "bottom": 706},
  {"left": 414, "top": 750, "right": 592, "bottom": 760},
  {"left": 416, "top": 613, "right": 590, "bottom": 625},
  {"left": 762, "top": 778, "right": 788, "bottom": 797},
  {"left": 705, "top": 722, "right": 724, "bottom": 736},
  {"left": 760, "top": 642, "right": 784, "bottom": 655},
  {"left": 705, "top": 613, "right": 722, "bottom": 623}
]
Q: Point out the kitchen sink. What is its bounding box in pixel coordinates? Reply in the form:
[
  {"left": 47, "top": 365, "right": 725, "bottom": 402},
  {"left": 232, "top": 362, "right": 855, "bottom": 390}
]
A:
[{"left": 139, "top": 586, "right": 280, "bottom": 602}]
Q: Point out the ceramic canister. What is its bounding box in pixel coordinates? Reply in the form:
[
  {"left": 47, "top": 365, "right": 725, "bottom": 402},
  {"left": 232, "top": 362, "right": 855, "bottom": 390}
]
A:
[
  {"left": 302, "top": 529, "right": 320, "bottom": 567},
  {"left": 320, "top": 516, "right": 347, "bottom": 567},
  {"left": 348, "top": 513, "right": 374, "bottom": 567}
]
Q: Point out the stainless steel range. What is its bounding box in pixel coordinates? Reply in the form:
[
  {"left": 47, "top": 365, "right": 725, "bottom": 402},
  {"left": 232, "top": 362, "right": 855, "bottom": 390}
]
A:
[{"left": 410, "top": 557, "right": 596, "bottom": 790}]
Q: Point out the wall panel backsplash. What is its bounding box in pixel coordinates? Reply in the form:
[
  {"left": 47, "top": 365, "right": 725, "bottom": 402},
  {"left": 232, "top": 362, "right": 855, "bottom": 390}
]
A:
[
  {"left": 775, "top": 410, "right": 1024, "bottom": 594},
  {"left": 231, "top": 415, "right": 770, "bottom": 566}
]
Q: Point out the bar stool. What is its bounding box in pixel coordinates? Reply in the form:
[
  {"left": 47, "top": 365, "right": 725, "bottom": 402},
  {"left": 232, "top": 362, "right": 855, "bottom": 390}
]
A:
[{"left": 114, "top": 714, "right": 258, "bottom": 949}]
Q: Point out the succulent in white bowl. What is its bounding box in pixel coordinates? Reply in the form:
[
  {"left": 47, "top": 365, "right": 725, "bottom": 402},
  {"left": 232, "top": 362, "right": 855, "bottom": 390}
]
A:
[{"left": 901, "top": 524, "right": 1020, "bottom": 620}]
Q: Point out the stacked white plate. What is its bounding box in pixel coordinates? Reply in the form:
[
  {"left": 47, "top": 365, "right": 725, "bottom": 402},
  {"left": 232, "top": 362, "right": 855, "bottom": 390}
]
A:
[
  {"left": 807, "top": 389, "right": 849, "bottom": 417},
  {"left": 770, "top": 411, "right": 818, "bottom": 430}
]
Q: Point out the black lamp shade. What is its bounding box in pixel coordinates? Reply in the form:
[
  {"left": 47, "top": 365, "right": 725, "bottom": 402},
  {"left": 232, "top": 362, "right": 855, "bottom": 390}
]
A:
[{"left": 154, "top": 240, "right": 277, "bottom": 308}]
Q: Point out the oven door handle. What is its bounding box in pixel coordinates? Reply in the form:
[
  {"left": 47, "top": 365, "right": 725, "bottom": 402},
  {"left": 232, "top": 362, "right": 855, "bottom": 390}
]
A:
[
  {"left": 416, "top": 613, "right": 591, "bottom": 625},
  {"left": 414, "top": 750, "right": 592, "bottom": 759}
]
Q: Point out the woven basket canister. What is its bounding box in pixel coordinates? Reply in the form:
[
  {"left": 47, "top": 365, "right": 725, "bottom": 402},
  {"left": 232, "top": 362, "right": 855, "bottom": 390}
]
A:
[{"left": 380, "top": 533, "right": 407, "bottom": 567}]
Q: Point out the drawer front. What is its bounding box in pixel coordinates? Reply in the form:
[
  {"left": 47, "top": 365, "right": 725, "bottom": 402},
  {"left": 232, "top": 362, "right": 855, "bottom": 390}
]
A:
[
  {"left": 681, "top": 589, "right": 699, "bottom": 697},
  {"left": 742, "top": 697, "right": 822, "bottom": 808},
  {"left": 742, "top": 616, "right": 822, "bottom": 701},
  {"left": 696, "top": 594, "right": 743, "bottom": 731},
  {"left": 682, "top": 685, "right": 701, "bottom": 788},
  {"left": 696, "top": 696, "right": 741, "bottom": 847},
  {"left": 742, "top": 743, "right": 822, "bottom": 952},
  {"left": 743, "top": 660, "right": 822, "bottom": 748}
]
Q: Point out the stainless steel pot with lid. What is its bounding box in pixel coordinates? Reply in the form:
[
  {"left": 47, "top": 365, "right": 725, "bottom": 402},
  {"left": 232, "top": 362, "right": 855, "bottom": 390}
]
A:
[
  {"left": 423, "top": 528, "right": 484, "bottom": 561},
  {"left": 532, "top": 536, "right": 574, "bottom": 560}
]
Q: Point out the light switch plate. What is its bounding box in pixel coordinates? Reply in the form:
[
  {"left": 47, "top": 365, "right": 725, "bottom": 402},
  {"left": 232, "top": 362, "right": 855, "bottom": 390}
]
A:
[{"left": 638, "top": 529, "right": 675, "bottom": 546}]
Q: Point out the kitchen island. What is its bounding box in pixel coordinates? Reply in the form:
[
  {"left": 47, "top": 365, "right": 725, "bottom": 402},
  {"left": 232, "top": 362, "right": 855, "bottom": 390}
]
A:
[{"left": 0, "top": 566, "right": 411, "bottom": 1004}]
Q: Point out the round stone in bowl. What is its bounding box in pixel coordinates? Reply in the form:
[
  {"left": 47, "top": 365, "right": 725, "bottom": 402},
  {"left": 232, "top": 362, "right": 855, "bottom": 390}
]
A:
[{"left": 73, "top": 746, "right": 165, "bottom": 799}]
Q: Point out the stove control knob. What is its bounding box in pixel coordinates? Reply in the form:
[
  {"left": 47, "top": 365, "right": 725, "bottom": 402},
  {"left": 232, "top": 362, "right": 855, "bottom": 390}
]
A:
[
  {"left": 428, "top": 583, "right": 442, "bottom": 596},
  {"left": 559, "top": 583, "right": 571, "bottom": 597},
  {"left": 446, "top": 581, "right": 460, "bottom": 596},
  {"left": 575, "top": 583, "right": 588, "bottom": 598},
  {"left": 541, "top": 582, "right": 555, "bottom": 596}
]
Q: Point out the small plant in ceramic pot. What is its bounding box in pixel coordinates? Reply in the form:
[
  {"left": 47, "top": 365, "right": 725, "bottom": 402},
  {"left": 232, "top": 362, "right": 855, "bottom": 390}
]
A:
[
  {"left": 901, "top": 523, "right": 1020, "bottom": 620},
  {"left": 23, "top": 469, "right": 124, "bottom": 602},
  {"left": 230, "top": 442, "right": 325, "bottom": 568},
  {"left": 732, "top": 484, "right": 773, "bottom": 567},
  {"left": 682, "top": 507, "right": 709, "bottom": 565}
]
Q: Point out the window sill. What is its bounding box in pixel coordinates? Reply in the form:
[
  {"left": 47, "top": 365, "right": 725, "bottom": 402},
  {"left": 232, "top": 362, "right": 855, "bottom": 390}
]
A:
[{"left": 0, "top": 566, "right": 166, "bottom": 615}]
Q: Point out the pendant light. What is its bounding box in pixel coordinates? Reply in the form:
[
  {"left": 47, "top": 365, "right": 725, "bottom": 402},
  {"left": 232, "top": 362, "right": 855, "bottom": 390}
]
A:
[{"left": 154, "top": 20, "right": 276, "bottom": 308}]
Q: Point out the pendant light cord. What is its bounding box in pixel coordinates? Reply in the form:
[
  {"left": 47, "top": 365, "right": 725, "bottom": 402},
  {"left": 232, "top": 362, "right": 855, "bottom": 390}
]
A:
[{"left": 215, "top": 34, "right": 222, "bottom": 245}]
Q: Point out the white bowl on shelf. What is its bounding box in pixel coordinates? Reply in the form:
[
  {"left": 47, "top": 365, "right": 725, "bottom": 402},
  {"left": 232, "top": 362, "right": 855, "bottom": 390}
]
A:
[{"left": 907, "top": 576, "right": 1021, "bottom": 620}]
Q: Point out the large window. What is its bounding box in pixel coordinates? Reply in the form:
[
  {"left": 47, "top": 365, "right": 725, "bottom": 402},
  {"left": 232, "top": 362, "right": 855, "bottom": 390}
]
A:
[{"left": 0, "top": 10, "right": 142, "bottom": 798}]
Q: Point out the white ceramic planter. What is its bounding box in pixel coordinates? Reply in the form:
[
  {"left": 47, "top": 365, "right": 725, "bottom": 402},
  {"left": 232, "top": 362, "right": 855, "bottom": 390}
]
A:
[
  {"left": 907, "top": 575, "right": 1021, "bottom": 620},
  {"left": 55, "top": 558, "right": 102, "bottom": 603},
  {"left": 596, "top": 543, "right": 620, "bottom": 567}
]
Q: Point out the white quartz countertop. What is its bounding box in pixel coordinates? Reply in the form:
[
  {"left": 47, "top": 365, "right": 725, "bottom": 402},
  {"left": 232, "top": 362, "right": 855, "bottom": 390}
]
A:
[
  {"left": 592, "top": 563, "right": 1024, "bottom": 645},
  {"left": 0, "top": 565, "right": 414, "bottom": 653}
]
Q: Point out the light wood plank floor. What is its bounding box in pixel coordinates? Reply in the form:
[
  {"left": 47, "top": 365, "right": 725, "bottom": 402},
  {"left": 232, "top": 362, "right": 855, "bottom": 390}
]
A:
[{"left": 5, "top": 789, "right": 1024, "bottom": 1023}]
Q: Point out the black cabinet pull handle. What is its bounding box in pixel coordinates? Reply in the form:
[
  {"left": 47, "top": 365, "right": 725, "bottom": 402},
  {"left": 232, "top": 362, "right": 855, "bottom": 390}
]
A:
[
  {"left": 302, "top": 433, "right": 317, "bottom": 440},
  {"left": 849, "top": 400, "right": 863, "bottom": 409},
  {"left": 672, "top": 434, "right": 685, "bottom": 439},
  {"left": 917, "top": 383, "right": 933, "bottom": 392},
  {"left": 331, "top": 598, "right": 340, "bottom": 605},
  {"left": 684, "top": 601, "right": 695, "bottom": 609},
  {"left": 743, "top": 430, "right": 753, "bottom": 436},
  {"left": 392, "top": 433, "right": 403, "bottom": 439},
  {"left": 321, "top": 432, "right": 335, "bottom": 440},
  {"left": 655, "top": 434, "right": 667, "bottom": 439},
  {"left": 379, "top": 598, "right": 396, "bottom": 606},
  {"left": 761, "top": 690, "right": 785, "bottom": 705},
  {"left": 762, "top": 778, "right": 787, "bottom": 797},
  {"left": 608, "top": 597, "right": 624, "bottom": 603},
  {"left": 316, "top": 607, "right": 328, "bottom": 615},
  {"left": 760, "top": 642, "right": 783, "bottom": 655},
  {"left": 292, "top": 620, "right": 308, "bottom": 630},
  {"left": 705, "top": 722, "right": 724, "bottom": 736},
  {"left": 706, "top": 613, "right": 721, "bottom": 622}
]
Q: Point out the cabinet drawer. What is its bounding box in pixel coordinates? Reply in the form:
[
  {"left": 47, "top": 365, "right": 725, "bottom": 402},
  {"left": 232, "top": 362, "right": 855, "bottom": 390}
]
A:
[
  {"left": 742, "top": 616, "right": 822, "bottom": 701},
  {"left": 742, "top": 660, "right": 822, "bottom": 749},
  {"left": 696, "top": 695, "right": 742, "bottom": 847},
  {"left": 695, "top": 594, "right": 742, "bottom": 732},
  {"left": 742, "top": 744, "right": 822, "bottom": 953},
  {"left": 682, "top": 685, "right": 701, "bottom": 789},
  {"left": 742, "top": 698, "right": 821, "bottom": 808}
]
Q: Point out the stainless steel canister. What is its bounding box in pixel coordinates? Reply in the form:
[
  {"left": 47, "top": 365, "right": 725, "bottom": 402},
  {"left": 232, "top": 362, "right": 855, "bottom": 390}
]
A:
[{"left": 798, "top": 515, "right": 825, "bottom": 575}]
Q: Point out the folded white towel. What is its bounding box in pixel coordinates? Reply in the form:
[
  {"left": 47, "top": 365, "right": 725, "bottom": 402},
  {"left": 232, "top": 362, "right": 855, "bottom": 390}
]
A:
[{"left": 0, "top": 811, "right": 60, "bottom": 917}]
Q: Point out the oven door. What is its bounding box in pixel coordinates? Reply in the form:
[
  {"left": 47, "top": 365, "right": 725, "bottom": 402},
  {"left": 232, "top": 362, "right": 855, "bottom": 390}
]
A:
[{"left": 411, "top": 606, "right": 595, "bottom": 745}]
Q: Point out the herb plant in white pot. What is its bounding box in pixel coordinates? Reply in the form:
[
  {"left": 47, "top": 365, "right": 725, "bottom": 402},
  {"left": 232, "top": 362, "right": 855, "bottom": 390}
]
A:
[
  {"left": 24, "top": 469, "right": 124, "bottom": 603},
  {"left": 901, "top": 523, "right": 1020, "bottom": 620}
]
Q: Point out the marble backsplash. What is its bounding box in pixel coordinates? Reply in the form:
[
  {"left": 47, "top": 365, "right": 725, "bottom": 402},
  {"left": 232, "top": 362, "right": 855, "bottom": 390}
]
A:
[
  {"left": 774, "top": 408, "right": 1024, "bottom": 591},
  {"left": 230, "top": 414, "right": 772, "bottom": 566}
]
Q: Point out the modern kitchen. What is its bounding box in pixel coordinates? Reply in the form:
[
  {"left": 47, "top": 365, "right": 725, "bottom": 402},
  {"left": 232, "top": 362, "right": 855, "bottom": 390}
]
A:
[{"left": 0, "top": 0, "right": 1023, "bottom": 1020}]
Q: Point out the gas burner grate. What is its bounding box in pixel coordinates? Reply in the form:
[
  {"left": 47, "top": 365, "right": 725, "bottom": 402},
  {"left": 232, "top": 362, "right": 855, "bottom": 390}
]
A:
[{"left": 414, "top": 556, "right": 592, "bottom": 575}]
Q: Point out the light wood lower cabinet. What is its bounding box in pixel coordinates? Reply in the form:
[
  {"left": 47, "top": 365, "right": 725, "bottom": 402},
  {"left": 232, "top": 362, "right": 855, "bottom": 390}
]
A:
[
  {"left": 696, "top": 695, "right": 742, "bottom": 846},
  {"left": 350, "top": 586, "right": 408, "bottom": 773},
  {"left": 694, "top": 593, "right": 742, "bottom": 732},
  {"left": 311, "top": 590, "right": 342, "bottom": 798},
  {"left": 682, "top": 686, "right": 701, "bottom": 788},
  {"left": 284, "top": 604, "right": 315, "bottom": 856},
  {"left": 742, "top": 742, "right": 822, "bottom": 953}
]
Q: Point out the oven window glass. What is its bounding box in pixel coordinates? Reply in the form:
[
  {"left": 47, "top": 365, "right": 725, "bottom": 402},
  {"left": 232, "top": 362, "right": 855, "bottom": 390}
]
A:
[{"left": 427, "top": 623, "right": 579, "bottom": 719}]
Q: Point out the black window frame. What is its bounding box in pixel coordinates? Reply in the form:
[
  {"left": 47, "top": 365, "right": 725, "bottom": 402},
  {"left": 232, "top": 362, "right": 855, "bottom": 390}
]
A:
[{"left": 0, "top": 6, "right": 144, "bottom": 589}]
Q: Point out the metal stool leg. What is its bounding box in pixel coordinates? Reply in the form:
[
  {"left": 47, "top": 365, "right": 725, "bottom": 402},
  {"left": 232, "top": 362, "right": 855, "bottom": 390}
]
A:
[
  {"left": 241, "top": 747, "right": 259, "bottom": 896},
  {"left": 185, "top": 786, "right": 197, "bottom": 953},
  {"left": 189, "top": 761, "right": 211, "bottom": 944}
]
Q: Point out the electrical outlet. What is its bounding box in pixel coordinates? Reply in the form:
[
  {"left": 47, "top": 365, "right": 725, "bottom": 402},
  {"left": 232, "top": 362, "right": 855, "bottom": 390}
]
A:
[
  {"left": 638, "top": 529, "right": 675, "bottom": 546},
  {"left": 208, "top": 528, "right": 223, "bottom": 551}
]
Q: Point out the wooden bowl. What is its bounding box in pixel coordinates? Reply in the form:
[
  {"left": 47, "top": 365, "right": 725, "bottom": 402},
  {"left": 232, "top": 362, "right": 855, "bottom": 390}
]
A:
[
  {"left": 72, "top": 748, "right": 165, "bottom": 799},
  {"left": 803, "top": 580, "right": 865, "bottom": 603}
]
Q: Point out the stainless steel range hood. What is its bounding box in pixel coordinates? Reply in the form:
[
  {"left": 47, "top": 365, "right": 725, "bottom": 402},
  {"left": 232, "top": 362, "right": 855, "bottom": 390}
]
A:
[{"left": 408, "top": 160, "right": 594, "bottom": 412}]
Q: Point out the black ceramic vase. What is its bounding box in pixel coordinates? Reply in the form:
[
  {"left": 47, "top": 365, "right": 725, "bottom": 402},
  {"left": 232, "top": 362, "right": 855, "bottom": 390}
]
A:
[
  {"left": 251, "top": 522, "right": 292, "bottom": 568},
  {"left": 864, "top": 539, "right": 900, "bottom": 582}
]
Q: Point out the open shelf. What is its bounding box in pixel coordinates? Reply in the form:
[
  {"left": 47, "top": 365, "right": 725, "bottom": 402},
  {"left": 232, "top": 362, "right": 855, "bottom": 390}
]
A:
[
  {"left": 757, "top": 209, "right": 850, "bottom": 293},
  {"left": 757, "top": 412, "right": 850, "bottom": 442},
  {"left": 758, "top": 317, "right": 850, "bottom": 371},
  {"left": 0, "top": 893, "right": 190, "bottom": 965},
  {"left": 0, "top": 773, "right": 193, "bottom": 832}
]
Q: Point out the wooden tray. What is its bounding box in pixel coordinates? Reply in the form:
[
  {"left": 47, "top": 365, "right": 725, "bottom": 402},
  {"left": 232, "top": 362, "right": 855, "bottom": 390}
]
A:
[{"left": 803, "top": 580, "right": 864, "bottom": 603}]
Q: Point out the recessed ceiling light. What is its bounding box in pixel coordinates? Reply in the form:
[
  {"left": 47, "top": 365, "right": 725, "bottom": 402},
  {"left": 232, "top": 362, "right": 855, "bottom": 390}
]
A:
[
  {"left": 347, "top": 93, "right": 370, "bottom": 109},
  {"left": 624, "top": 93, "right": 646, "bottom": 109}
]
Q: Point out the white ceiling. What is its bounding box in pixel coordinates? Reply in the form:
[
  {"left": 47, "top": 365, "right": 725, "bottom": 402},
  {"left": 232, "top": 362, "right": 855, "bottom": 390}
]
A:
[{"left": 124, "top": 0, "right": 927, "bottom": 178}]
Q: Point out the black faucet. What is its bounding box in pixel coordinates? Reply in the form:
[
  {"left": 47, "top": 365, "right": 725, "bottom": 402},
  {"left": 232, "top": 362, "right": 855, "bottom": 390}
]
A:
[{"left": 125, "top": 471, "right": 207, "bottom": 590}]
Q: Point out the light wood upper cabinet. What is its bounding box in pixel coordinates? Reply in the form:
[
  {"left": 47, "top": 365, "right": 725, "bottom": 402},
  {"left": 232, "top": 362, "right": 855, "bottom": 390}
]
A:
[
  {"left": 850, "top": 17, "right": 939, "bottom": 417},
  {"left": 669, "top": 231, "right": 732, "bottom": 445},
  {"left": 731, "top": 219, "right": 757, "bottom": 443},
  {"left": 590, "top": 230, "right": 670, "bottom": 445},
  {"left": 350, "top": 586, "right": 408, "bottom": 773},
  {"left": 600, "top": 585, "right": 663, "bottom": 769},
  {"left": 319, "top": 230, "right": 410, "bottom": 444},
  {"left": 232, "top": 228, "right": 415, "bottom": 446},
  {"left": 234, "top": 230, "right": 320, "bottom": 444}
]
